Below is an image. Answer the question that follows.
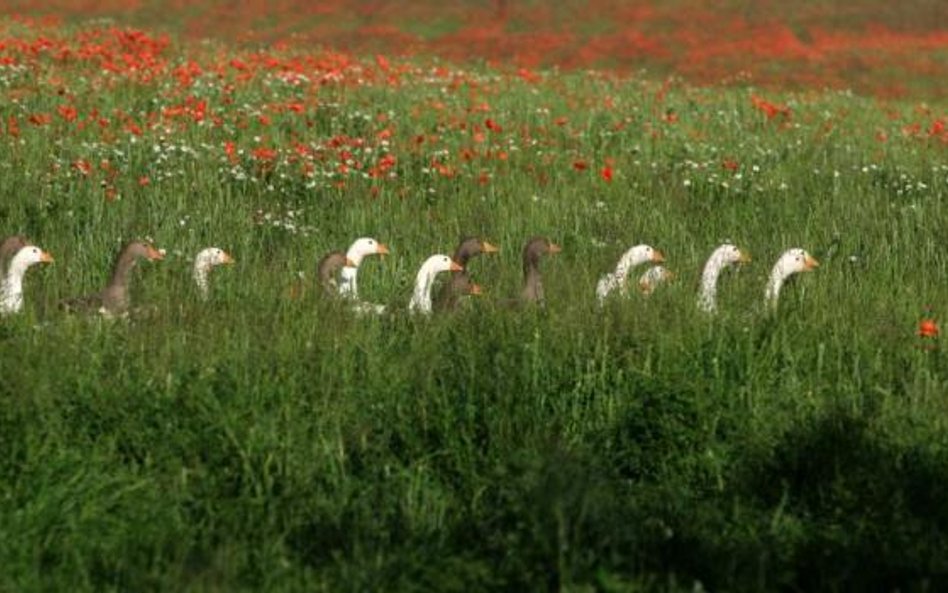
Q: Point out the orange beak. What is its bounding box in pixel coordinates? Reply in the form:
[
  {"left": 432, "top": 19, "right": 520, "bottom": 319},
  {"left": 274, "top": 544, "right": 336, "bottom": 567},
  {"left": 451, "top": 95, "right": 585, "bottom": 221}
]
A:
[
  {"left": 481, "top": 241, "right": 500, "bottom": 254},
  {"left": 468, "top": 283, "right": 484, "bottom": 296},
  {"left": 40, "top": 250, "right": 54, "bottom": 263},
  {"left": 804, "top": 254, "right": 820, "bottom": 270},
  {"left": 651, "top": 249, "right": 665, "bottom": 263},
  {"left": 221, "top": 251, "right": 236, "bottom": 264},
  {"left": 548, "top": 242, "right": 562, "bottom": 254},
  {"left": 147, "top": 246, "right": 164, "bottom": 261},
  {"left": 449, "top": 260, "right": 464, "bottom": 272},
  {"left": 376, "top": 243, "right": 390, "bottom": 256},
  {"left": 738, "top": 250, "right": 752, "bottom": 264}
]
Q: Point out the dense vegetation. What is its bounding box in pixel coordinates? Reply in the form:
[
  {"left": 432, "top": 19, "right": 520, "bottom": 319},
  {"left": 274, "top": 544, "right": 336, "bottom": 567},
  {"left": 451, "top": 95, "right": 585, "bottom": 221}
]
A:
[{"left": 0, "top": 14, "right": 947, "bottom": 591}]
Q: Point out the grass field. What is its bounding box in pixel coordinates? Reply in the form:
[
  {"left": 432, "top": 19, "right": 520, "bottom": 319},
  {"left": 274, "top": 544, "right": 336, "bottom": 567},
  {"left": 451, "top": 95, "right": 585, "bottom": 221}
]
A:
[{"left": 0, "top": 8, "right": 947, "bottom": 591}]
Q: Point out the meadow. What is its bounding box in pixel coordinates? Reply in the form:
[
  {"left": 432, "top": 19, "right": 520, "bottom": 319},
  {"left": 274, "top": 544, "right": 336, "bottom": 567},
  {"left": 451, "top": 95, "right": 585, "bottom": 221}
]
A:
[{"left": 0, "top": 8, "right": 947, "bottom": 591}]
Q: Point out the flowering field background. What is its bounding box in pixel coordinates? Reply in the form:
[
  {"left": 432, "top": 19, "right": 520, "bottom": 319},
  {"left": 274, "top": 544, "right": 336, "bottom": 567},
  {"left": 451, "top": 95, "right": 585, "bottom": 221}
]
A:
[
  {"left": 0, "top": 2, "right": 947, "bottom": 591},
  {"left": 9, "top": 0, "right": 948, "bottom": 98}
]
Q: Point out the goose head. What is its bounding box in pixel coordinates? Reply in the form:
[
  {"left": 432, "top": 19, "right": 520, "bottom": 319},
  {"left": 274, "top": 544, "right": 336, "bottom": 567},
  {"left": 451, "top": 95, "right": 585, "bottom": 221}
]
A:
[
  {"left": 705, "top": 243, "right": 751, "bottom": 271},
  {"left": 523, "top": 236, "right": 561, "bottom": 269},
  {"left": 345, "top": 237, "right": 389, "bottom": 267},
  {"left": 0, "top": 235, "right": 32, "bottom": 271},
  {"left": 194, "top": 247, "right": 235, "bottom": 270},
  {"left": 7, "top": 245, "right": 53, "bottom": 275},
  {"left": 765, "top": 248, "right": 819, "bottom": 307},
  {"left": 123, "top": 241, "right": 165, "bottom": 262},
  {"left": 638, "top": 265, "right": 673, "bottom": 295},
  {"left": 419, "top": 254, "right": 464, "bottom": 277},
  {"left": 619, "top": 244, "right": 665, "bottom": 271},
  {"left": 454, "top": 237, "right": 499, "bottom": 266}
]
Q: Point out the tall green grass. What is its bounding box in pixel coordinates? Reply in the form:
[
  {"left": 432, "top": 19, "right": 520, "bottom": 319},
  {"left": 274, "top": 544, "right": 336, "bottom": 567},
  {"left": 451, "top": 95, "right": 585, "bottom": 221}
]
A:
[{"left": 1, "top": 21, "right": 948, "bottom": 590}]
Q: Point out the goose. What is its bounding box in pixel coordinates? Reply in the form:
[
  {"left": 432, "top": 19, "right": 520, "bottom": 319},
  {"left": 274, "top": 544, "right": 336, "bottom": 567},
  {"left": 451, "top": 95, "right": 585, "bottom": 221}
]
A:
[
  {"left": 0, "top": 245, "right": 53, "bottom": 315},
  {"left": 193, "top": 247, "right": 235, "bottom": 300},
  {"left": 434, "top": 236, "right": 498, "bottom": 311},
  {"left": 697, "top": 243, "right": 751, "bottom": 313},
  {"left": 60, "top": 240, "right": 164, "bottom": 318},
  {"left": 336, "top": 237, "right": 389, "bottom": 313},
  {"left": 638, "top": 265, "right": 674, "bottom": 296},
  {"left": 764, "top": 248, "right": 819, "bottom": 309},
  {"left": 434, "top": 270, "right": 485, "bottom": 312},
  {"left": 596, "top": 244, "right": 665, "bottom": 303},
  {"left": 0, "top": 235, "right": 31, "bottom": 275},
  {"left": 338, "top": 237, "right": 390, "bottom": 299},
  {"left": 408, "top": 255, "right": 464, "bottom": 314},
  {"left": 520, "top": 236, "right": 561, "bottom": 306}
]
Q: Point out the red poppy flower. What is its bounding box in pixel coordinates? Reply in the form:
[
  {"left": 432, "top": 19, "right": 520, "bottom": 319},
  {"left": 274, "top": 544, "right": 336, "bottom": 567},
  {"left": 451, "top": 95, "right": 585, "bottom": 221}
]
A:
[{"left": 918, "top": 319, "right": 939, "bottom": 338}]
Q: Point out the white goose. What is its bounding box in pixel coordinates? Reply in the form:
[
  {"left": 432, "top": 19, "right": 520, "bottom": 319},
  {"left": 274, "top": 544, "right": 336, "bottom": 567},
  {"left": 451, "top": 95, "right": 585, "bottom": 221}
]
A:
[
  {"left": 596, "top": 244, "right": 665, "bottom": 304},
  {"left": 193, "top": 247, "right": 235, "bottom": 300},
  {"left": 338, "top": 237, "right": 389, "bottom": 313},
  {"left": 697, "top": 243, "right": 751, "bottom": 313},
  {"left": 408, "top": 254, "right": 463, "bottom": 315},
  {"left": 638, "top": 265, "right": 674, "bottom": 296},
  {"left": 764, "top": 248, "right": 819, "bottom": 309},
  {"left": 1, "top": 245, "right": 53, "bottom": 315}
]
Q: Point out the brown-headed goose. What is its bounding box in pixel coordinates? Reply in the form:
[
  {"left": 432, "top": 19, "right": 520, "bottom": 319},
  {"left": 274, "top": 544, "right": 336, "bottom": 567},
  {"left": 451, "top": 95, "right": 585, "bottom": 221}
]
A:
[
  {"left": 697, "top": 243, "right": 751, "bottom": 313},
  {"left": 637, "top": 265, "right": 674, "bottom": 296},
  {"left": 0, "top": 235, "right": 31, "bottom": 276},
  {"left": 409, "top": 255, "right": 464, "bottom": 315},
  {"left": 434, "top": 236, "right": 498, "bottom": 311},
  {"left": 764, "top": 248, "right": 819, "bottom": 309},
  {"left": 338, "top": 237, "right": 389, "bottom": 314},
  {"left": 193, "top": 247, "right": 235, "bottom": 300},
  {"left": 1, "top": 245, "right": 53, "bottom": 315},
  {"left": 60, "top": 240, "right": 164, "bottom": 318},
  {"left": 596, "top": 244, "right": 665, "bottom": 304},
  {"left": 520, "top": 236, "right": 561, "bottom": 306}
]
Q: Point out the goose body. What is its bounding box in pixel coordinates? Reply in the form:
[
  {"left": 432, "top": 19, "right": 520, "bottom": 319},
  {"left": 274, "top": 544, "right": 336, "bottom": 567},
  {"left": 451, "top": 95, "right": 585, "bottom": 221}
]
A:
[
  {"left": 408, "top": 254, "right": 464, "bottom": 315},
  {"left": 0, "top": 245, "right": 53, "bottom": 315},
  {"left": 317, "top": 251, "right": 351, "bottom": 297},
  {"left": 765, "top": 248, "right": 819, "bottom": 309},
  {"left": 60, "top": 241, "right": 164, "bottom": 318},
  {"left": 193, "top": 247, "right": 235, "bottom": 300},
  {"left": 697, "top": 243, "right": 751, "bottom": 313},
  {"left": 434, "top": 237, "right": 498, "bottom": 311},
  {"left": 596, "top": 244, "right": 665, "bottom": 303}
]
